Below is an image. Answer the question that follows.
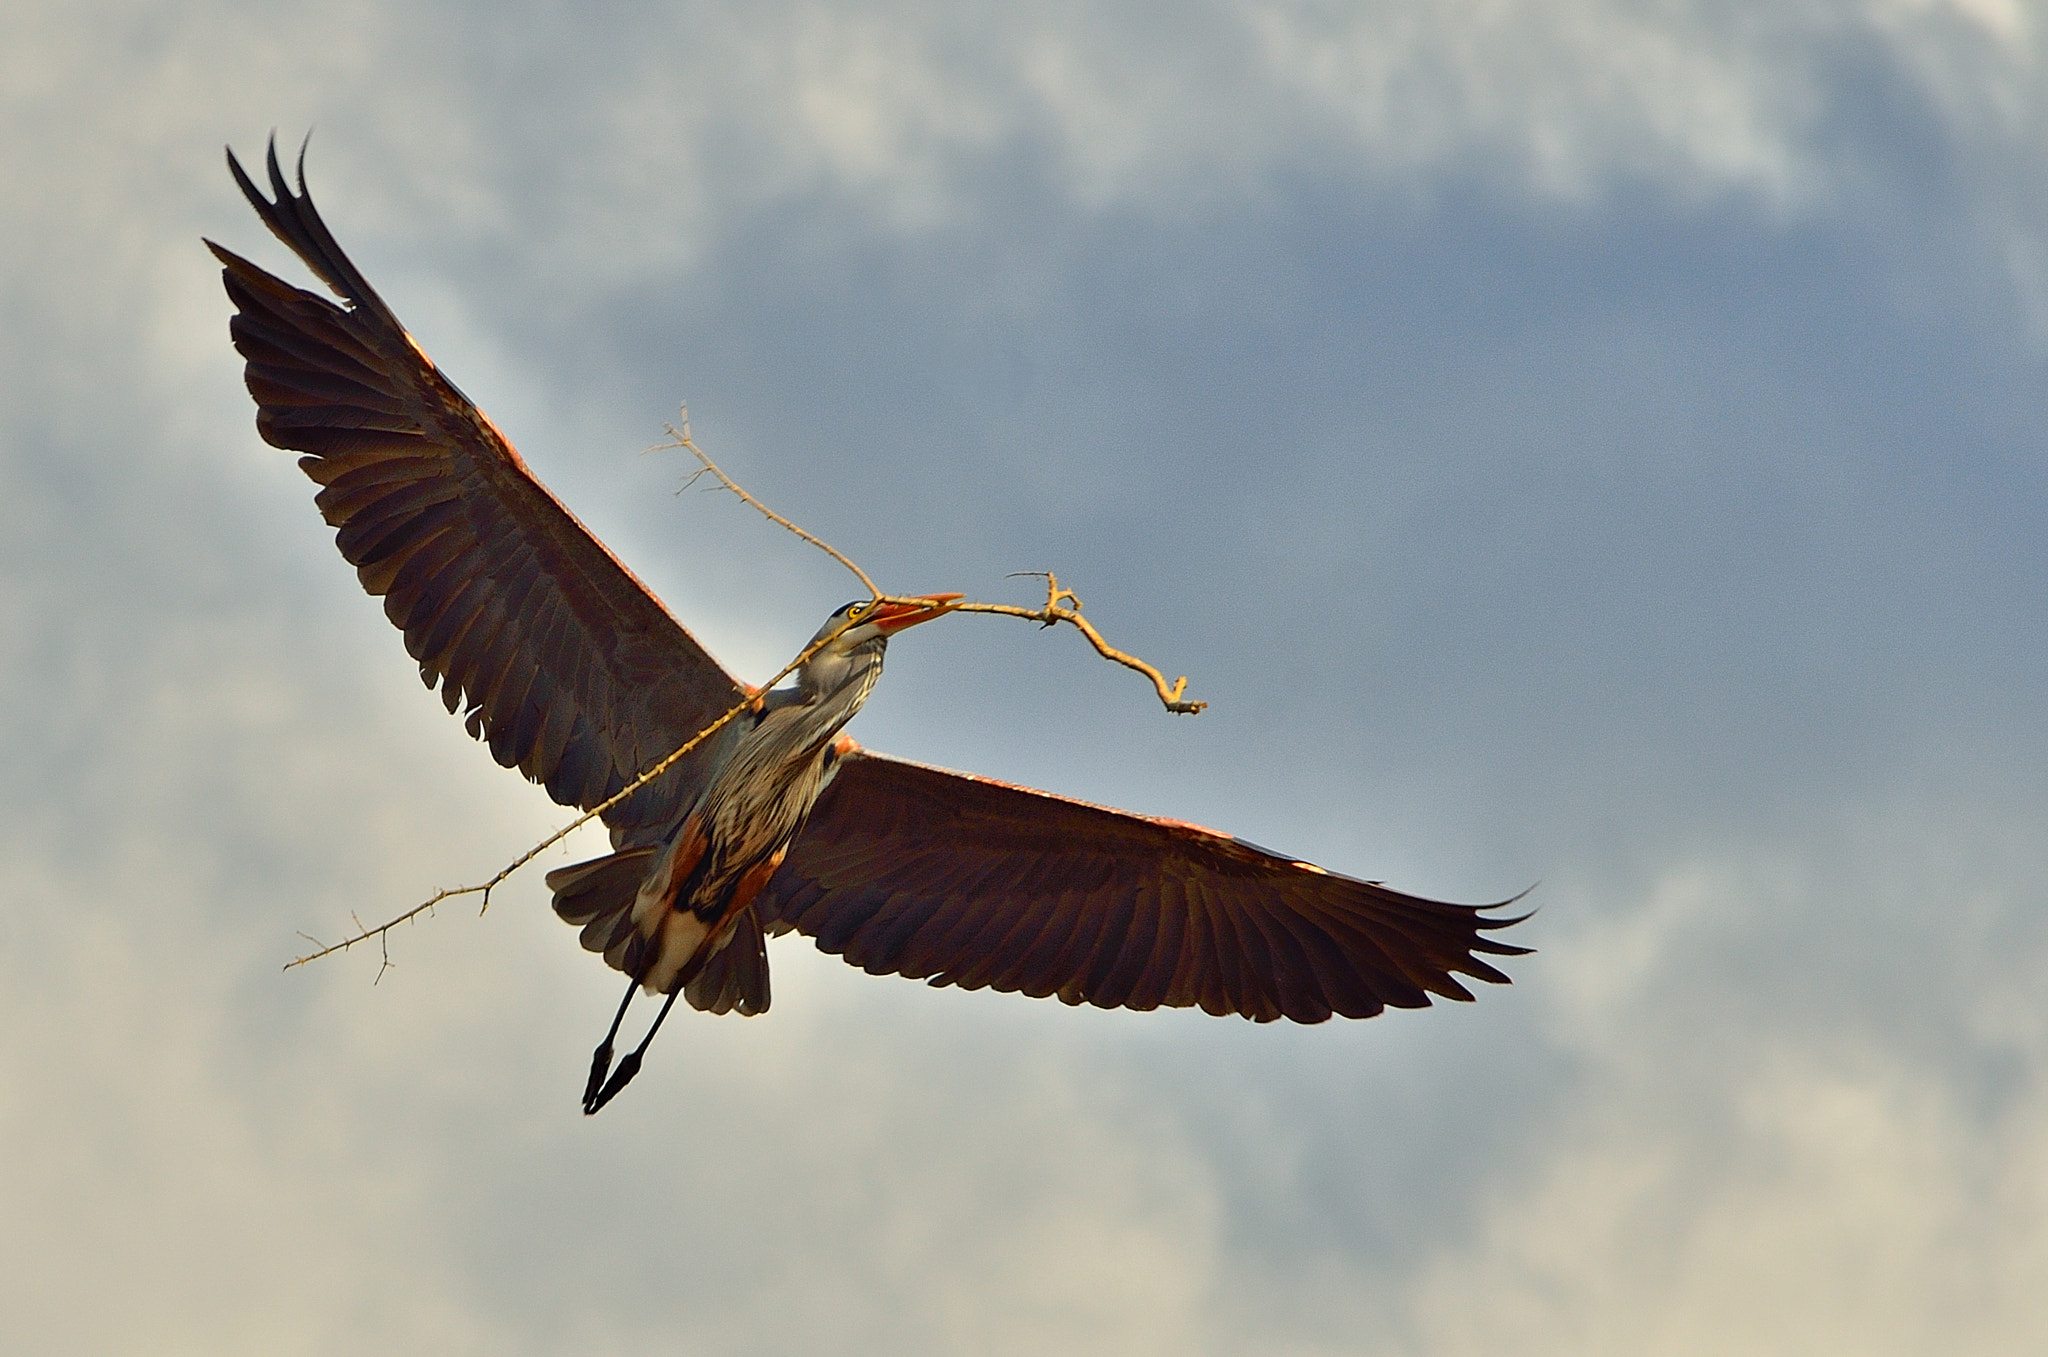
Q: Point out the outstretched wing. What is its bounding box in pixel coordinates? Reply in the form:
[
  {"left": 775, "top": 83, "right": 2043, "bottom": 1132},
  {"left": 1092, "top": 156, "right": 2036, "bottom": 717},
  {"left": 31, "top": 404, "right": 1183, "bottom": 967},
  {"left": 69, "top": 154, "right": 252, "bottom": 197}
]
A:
[
  {"left": 764, "top": 750, "right": 1530, "bottom": 1023},
  {"left": 210, "top": 139, "right": 748, "bottom": 843}
]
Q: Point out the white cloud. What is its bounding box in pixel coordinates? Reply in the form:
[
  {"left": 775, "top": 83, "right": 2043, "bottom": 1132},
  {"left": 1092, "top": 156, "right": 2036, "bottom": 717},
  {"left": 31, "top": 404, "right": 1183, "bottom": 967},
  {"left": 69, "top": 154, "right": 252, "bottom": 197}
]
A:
[
  {"left": 1405, "top": 1041, "right": 2048, "bottom": 1356},
  {"left": 10, "top": 0, "right": 2047, "bottom": 294}
]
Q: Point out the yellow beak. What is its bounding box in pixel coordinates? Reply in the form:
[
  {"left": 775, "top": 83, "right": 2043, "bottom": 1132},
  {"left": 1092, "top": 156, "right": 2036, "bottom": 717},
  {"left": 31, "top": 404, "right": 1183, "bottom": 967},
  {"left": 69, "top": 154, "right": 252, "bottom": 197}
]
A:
[{"left": 871, "top": 593, "right": 965, "bottom": 634}]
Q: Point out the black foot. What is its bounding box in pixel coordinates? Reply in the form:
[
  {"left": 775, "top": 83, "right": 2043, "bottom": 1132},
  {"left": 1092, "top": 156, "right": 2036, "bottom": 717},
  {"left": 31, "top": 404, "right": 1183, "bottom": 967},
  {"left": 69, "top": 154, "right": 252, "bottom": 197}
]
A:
[
  {"left": 584, "top": 1050, "right": 643, "bottom": 1115},
  {"left": 583, "top": 1040, "right": 615, "bottom": 1109}
]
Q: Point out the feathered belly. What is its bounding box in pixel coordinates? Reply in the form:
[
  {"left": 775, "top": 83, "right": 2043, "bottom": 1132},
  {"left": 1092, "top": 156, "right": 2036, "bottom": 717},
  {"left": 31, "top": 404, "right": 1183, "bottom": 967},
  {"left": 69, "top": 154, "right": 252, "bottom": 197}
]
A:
[
  {"left": 549, "top": 740, "right": 834, "bottom": 996},
  {"left": 635, "top": 847, "right": 788, "bottom": 994}
]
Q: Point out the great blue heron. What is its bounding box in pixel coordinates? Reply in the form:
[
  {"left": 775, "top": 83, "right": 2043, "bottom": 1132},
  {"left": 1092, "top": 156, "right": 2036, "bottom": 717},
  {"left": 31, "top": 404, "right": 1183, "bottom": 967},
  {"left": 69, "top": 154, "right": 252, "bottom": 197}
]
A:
[{"left": 210, "top": 138, "right": 1529, "bottom": 1114}]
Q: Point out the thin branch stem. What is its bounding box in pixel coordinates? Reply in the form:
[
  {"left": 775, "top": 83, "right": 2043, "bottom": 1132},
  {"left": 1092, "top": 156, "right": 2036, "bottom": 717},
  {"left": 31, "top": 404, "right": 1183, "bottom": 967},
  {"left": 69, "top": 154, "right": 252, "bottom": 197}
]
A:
[{"left": 283, "top": 623, "right": 850, "bottom": 971}]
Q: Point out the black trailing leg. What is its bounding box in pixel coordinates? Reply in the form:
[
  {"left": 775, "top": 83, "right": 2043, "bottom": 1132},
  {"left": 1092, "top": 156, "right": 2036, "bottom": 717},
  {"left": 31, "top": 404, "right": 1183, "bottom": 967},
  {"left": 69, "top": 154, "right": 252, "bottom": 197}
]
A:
[
  {"left": 582, "top": 976, "right": 640, "bottom": 1112},
  {"left": 585, "top": 986, "right": 685, "bottom": 1115}
]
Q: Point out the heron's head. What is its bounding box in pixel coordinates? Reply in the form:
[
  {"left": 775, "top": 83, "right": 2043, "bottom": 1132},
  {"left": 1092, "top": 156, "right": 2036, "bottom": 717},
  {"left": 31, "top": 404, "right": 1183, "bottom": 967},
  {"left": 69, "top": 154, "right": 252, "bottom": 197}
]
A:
[
  {"left": 812, "top": 594, "right": 963, "bottom": 651},
  {"left": 796, "top": 593, "right": 963, "bottom": 703}
]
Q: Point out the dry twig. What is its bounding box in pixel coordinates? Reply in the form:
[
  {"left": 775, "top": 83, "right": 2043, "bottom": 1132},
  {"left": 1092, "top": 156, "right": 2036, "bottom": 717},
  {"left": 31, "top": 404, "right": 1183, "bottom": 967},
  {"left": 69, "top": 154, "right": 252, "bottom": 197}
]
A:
[
  {"left": 660, "top": 422, "right": 1206, "bottom": 714},
  {"left": 289, "top": 421, "right": 1203, "bottom": 972}
]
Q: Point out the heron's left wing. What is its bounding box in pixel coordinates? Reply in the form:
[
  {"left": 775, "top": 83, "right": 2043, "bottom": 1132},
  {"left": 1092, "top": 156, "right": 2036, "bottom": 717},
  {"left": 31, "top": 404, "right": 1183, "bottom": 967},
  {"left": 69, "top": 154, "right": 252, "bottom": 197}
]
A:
[
  {"left": 762, "top": 750, "right": 1528, "bottom": 1024},
  {"left": 209, "top": 139, "right": 750, "bottom": 844}
]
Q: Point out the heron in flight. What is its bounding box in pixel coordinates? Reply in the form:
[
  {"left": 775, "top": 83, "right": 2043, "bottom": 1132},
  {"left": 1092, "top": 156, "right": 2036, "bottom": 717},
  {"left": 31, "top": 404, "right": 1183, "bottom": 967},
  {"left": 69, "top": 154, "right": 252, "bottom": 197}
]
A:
[{"left": 210, "top": 138, "right": 1528, "bottom": 1114}]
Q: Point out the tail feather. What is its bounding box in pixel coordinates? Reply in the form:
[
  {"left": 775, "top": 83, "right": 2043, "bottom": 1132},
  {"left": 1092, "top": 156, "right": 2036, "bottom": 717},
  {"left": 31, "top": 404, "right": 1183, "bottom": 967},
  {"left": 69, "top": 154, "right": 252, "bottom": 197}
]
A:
[
  {"left": 549, "top": 846, "right": 659, "bottom": 968},
  {"left": 685, "top": 908, "right": 771, "bottom": 1015},
  {"left": 548, "top": 845, "right": 772, "bottom": 1014},
  {"left": 548, "top": 847, "right": 656, "bottom": 926}
]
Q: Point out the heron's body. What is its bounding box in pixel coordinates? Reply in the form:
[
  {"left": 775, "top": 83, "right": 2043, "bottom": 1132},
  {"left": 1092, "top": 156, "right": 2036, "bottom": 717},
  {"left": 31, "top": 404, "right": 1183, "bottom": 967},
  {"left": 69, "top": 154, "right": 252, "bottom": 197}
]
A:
[
  {"left": 210, "top": 138, "right": 1529, "bottom": 1113},
  {"left": 551, "top": 599, "right": 949, "bottom": 1010}
]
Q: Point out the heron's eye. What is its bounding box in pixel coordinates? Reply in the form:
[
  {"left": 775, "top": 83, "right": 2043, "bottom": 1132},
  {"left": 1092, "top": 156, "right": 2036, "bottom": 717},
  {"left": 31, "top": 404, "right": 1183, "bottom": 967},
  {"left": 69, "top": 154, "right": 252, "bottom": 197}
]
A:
[{"left": 847, "top": 602, "right": 869, "bottom": 620}]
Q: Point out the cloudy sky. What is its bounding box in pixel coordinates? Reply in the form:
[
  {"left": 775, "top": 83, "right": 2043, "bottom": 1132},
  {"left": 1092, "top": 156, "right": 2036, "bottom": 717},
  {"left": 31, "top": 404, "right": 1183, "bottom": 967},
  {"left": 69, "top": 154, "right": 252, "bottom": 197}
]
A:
[{"left": 5, "top": 0, "right": 2047, "bottom": 1352}]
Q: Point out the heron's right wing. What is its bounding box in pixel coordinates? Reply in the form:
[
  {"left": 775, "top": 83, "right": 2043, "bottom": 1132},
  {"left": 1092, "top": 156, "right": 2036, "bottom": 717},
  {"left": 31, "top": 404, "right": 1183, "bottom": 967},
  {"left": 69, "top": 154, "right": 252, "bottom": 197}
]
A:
[
  {"left": 210, "top": 139, "right": 748, "bottom": 841},
  {"left": 763, "top": 750, "right": 1529, "bottom": 1023}
]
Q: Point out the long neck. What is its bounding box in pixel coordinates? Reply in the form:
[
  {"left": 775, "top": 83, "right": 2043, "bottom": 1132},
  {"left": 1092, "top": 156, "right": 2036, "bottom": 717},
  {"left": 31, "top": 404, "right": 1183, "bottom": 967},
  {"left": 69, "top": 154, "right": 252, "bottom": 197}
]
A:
[
  {"left": 683, "top": 641, "right": 885, "bottom": 900},
  {"left": 713, "top": 640, "right": 885, "bottom": 800},
  {"left": 791, "top": 638, "right": 885, "bottom": 742}
]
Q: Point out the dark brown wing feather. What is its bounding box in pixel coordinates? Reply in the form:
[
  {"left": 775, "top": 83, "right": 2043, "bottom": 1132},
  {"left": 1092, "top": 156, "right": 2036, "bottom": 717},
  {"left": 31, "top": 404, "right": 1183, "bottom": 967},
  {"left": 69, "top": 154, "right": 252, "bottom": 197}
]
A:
[
  {"left": 209, "top": 139, "right": 748, "bottom": 843},
  {"left": 763, "top": 751, "right": 1531, "bottom": 1023}
]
